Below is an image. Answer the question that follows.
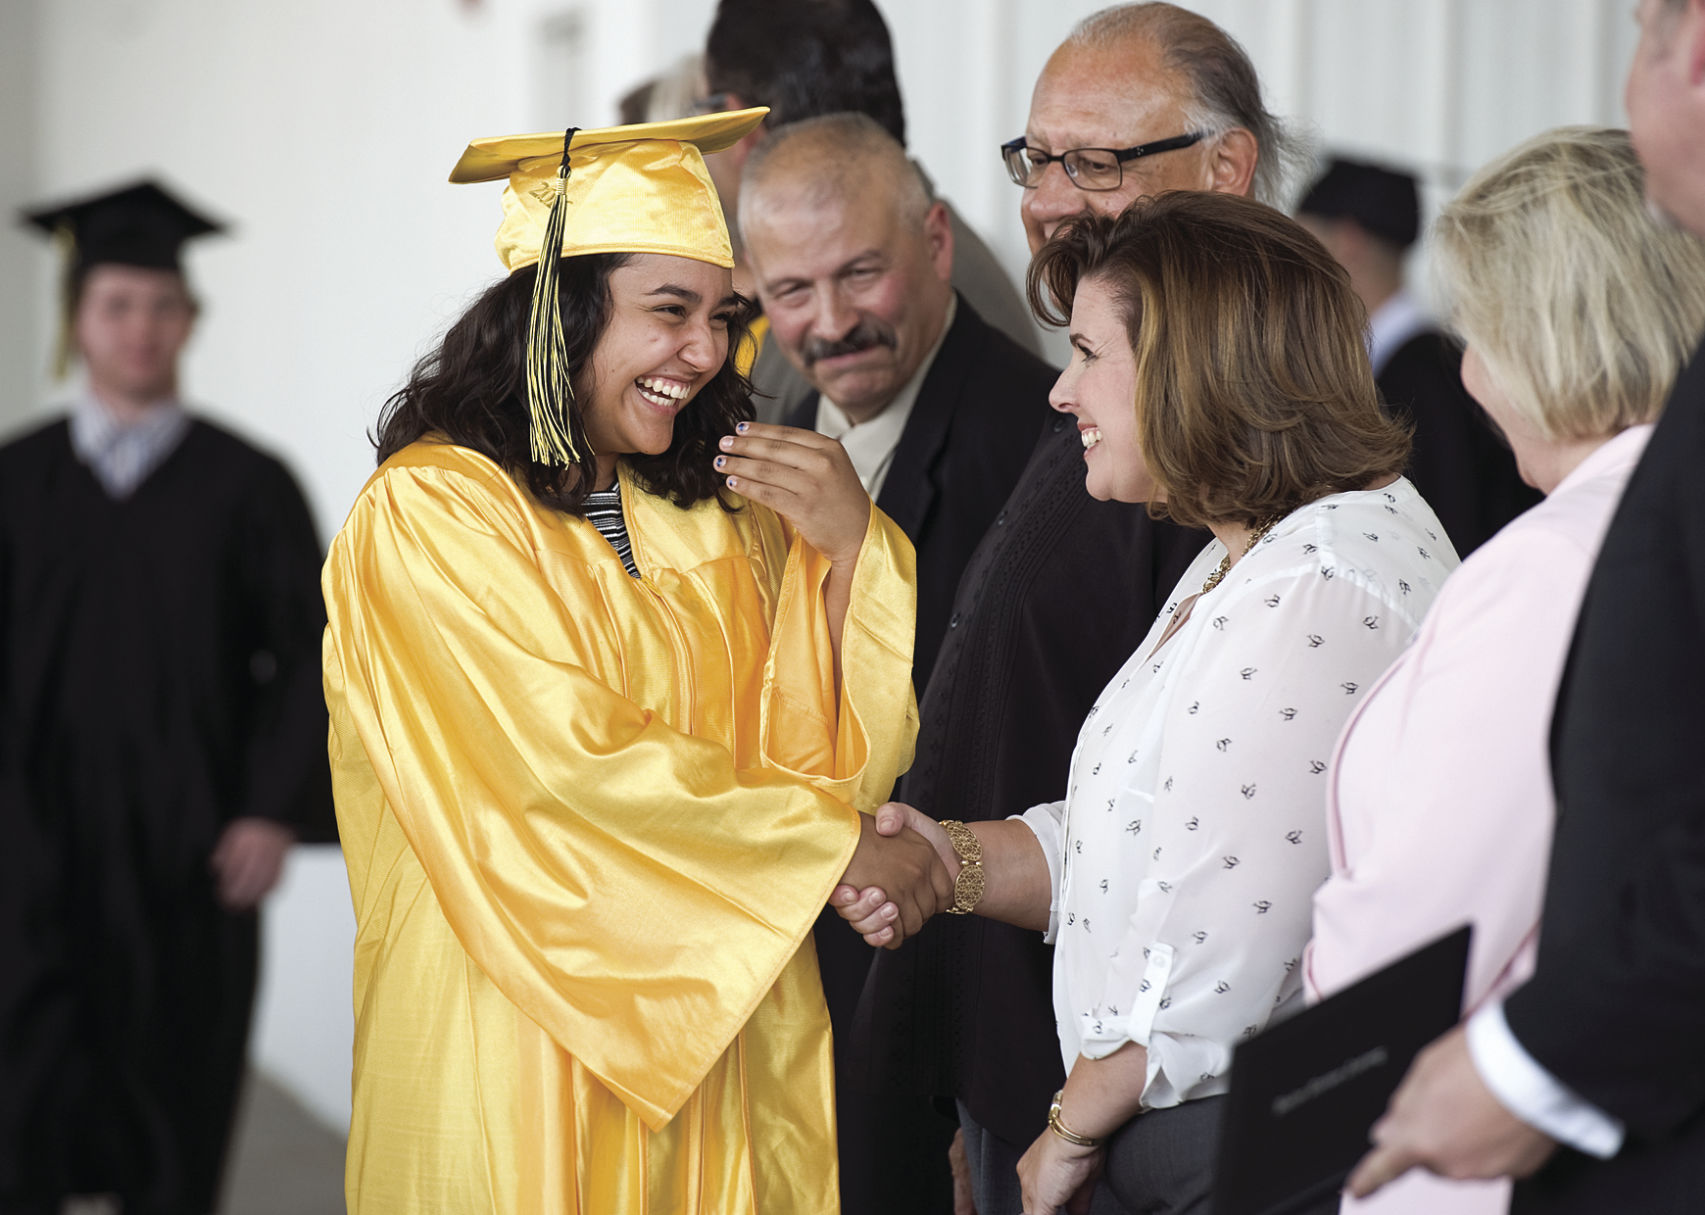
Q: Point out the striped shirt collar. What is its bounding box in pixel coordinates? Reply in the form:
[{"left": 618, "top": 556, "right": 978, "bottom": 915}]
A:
[{"left": 69, "top": 389, "right": 192, "bottom": 500}]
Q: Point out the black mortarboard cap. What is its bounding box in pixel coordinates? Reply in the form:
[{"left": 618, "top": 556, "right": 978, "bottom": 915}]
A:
[
  {"left": 1297, "top": 157, "right": 1421, "bottom": 251},
  {"left": 21, "top": 178, "right": 225, "bottom": 277},
  {"left": 22, "top": 179, "right": 226, "bottom": 377}
]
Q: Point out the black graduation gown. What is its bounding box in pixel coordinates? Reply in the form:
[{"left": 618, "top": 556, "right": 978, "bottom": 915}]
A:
[
  {"left": 0, "top": 417, "right": 334, "bottom": 1213},
  {"left": 1378, "top": 330, "right": 1541, "bottom": 557}
]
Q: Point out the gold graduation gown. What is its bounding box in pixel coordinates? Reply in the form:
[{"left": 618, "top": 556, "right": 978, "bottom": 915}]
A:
[{"left": 321, "top": 441, "right": 917, "bottom": 1214}]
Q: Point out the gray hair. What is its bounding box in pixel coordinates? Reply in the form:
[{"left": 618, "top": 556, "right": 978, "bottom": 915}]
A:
[
  {"left": 1067, "top": 3, "right": 1303, "bottom": 206},
  {"left": 739, "top": 111, "right": 932, "bottom": 244}
]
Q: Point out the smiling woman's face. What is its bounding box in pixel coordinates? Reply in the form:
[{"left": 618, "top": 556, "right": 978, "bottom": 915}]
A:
[
  {"left": 580, "top": 253, "right": 738, "bottom": 484},
  {"left": 1048, "top": 275, "right": 1162, "bottom": 504}
]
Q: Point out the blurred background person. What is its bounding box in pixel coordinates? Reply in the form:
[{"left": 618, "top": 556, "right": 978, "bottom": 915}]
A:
[
  {"left": 1348, "top": 1, "right": 1705, "bottom": 1209},
  {"left": 739, "top": 110, "right": 1057, "bottom": 1213},
  {"left": 616, "top": 51, "right": 705, "bottom": 126},
  {"left": 701, "top": 0, "right": 1042, "bottom": 422},
  {"left": 840, "top": 189, "right": 1453, "bottom": 1215},
  {"left": 1309, "top": 124, "right": 1705, "bottom": 1215},
  {"left": 0, "top": 180, "right": 333, "bottom": 1214},
  {"left": 1296, "top": 157, "right": 1539, "bottom": 556},
  {"left": 853, "top": 7, "right": 1288, "bottom": 1213}
]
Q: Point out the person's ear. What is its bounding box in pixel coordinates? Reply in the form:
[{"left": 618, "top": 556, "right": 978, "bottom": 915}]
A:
[
  {"left": 924, "top": 201, "right": 954, "bottom": 281},
  {"left": 1207, "top": 127, "right": 1259, "bottom": 198}
]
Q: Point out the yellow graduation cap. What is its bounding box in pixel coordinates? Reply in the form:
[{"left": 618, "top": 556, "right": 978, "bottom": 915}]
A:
[{"left": 450, "top": 108, "right": 767, "bottom": 470}]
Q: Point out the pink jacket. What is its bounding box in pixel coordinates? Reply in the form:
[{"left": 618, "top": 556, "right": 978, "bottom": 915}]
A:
[{"left": 1306, "top": 425, "right": 1652, "bottom": 1215}]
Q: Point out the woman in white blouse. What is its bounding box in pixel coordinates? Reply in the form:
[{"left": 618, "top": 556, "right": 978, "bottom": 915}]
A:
[
  {"left": 836, "top": 190, "right": 1454, "bottom": 1215},
  {"left": 1308, "top": 130, "right": 1705, "bottom": 1215}
]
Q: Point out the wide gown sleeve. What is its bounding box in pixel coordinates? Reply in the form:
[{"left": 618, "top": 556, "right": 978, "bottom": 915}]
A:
[
  {"left": 322, "top": 459, "right": 915, "bottom": 1130},
  {"left": 757, "top": 502, "right": 917, "bottom": 810}
]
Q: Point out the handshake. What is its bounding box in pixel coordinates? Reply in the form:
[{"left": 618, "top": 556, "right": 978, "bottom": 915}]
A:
[{"left": 831, "top": 803, "right": 961, "bottom": 949}]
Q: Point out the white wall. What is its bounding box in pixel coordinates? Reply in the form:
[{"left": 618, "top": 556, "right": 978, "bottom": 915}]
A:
[
  {"left": 1, "top": 0, "right": 1645, "bottom": 1132},
  {"left": 1, "top": 0, "right": 45, "bottom": 424},
  {"left": 886, "top": 0, "right": 1641, "bottom": 346}
]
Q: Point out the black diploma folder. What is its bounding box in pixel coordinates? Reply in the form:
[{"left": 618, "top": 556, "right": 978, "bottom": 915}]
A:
[{"left": 1211, "top": 924, "right": 1473, "bottom": 1215}]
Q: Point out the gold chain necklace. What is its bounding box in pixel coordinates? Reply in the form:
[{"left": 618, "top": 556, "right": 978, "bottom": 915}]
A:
[{"left": 1201, "top": 513, "right": 1282, "bottom": 595}]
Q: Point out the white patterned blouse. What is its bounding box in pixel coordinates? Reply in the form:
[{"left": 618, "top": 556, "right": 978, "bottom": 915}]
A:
[{"left": 1019, "top": 478, "right": 1456, "bottom": 1109}]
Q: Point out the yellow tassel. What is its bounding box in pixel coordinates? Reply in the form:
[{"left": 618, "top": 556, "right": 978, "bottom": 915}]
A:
[
  {"left": 526, "top": 127, "right": 592, "bottom": 469},
  {"left": 51, "top": 223, "right": 77, "bottom": 380}
]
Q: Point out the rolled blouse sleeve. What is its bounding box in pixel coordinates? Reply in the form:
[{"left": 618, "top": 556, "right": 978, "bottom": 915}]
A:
[
  {"left": 1050, "top": 487, "right": 1452, "bottom": 1108},
  {"left": 1017, "top": 798, "right": 1068, "bottom": 939}
]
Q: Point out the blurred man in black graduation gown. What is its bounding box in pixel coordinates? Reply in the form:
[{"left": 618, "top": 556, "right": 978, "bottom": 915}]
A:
[
  {"left": 1298, "top": 157, "right": 1539, "bottom": 556},
  {"left": 0, "top": 181, "right": 333, "bottom": 1215}
]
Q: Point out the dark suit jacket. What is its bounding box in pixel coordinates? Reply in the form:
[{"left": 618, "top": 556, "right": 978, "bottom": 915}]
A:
[
  {"left": 785, "top": 294, "right": 1056, "bottom": 692},
  {"left": 789, "top": 296, "right": 1056, "bottom": 1215},
  {"left": 1504, "top": 336, "right": 1705, "bottom": 1213},
  {"left": 1378, "top": 330, "right": 1540, "bottom": 558}
]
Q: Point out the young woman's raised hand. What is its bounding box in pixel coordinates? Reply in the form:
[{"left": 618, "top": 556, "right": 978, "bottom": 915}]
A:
[{"left": 715, "top": 422, "right": 870, "bottom": 566}]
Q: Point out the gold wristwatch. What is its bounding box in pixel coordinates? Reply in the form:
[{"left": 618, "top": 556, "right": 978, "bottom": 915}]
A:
[
  {"left": 1047, "top": 1090, "right": 1102, "bottom": 1148},
  {"left": 938, "top": 819, "right": 985, "bottom": 915}
]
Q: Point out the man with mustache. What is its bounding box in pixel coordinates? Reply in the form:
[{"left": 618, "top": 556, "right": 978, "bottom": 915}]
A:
[
  {"left": 702, "top": 0, "right": 1041, "bottom": 425},
  {"left": 740, "top": 111, "right": 1057, "bottom": 1214},
  {"left": 742, "top": 112, "right": 1054, "bottom": 695}
]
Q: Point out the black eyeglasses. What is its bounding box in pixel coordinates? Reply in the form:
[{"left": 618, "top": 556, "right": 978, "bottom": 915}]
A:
[{"left": 1000, "top": 132, "right": 1206, "bottom": 191}]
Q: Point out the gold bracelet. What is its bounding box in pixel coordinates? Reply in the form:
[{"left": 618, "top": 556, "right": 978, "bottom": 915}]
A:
[
  {"left": 1047, "top": 1090, "right": 1102, "bottom": 1148},
  {"left": 938, "top": 820, "right": 985, "bottom": 915}
]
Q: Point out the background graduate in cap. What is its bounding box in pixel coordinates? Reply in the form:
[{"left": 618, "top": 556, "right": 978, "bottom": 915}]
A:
[
  {"left": 0, "top": 180, "right": 334, "bottom": 1212},
  {"left": 1296, "top": 156, "right": 1539, "bottom": 556},
  {"left": 321, "top": 108, "right": 950, "bottom": 1213}
]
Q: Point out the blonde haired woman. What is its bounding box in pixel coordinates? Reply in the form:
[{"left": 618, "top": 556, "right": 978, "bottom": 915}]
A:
[{"left": 1307, "top": 126, "right": 1705, "bottom": 1214}]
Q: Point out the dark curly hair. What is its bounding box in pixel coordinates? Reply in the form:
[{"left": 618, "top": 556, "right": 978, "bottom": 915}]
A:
[{"left": 375, "top": 253, "right": 756, "bottom": 515}]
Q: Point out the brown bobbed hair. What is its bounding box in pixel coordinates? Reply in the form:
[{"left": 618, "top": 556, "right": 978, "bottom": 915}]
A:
[{"left": 1028, "top": 190, "right": 1411, "bottom": 530}]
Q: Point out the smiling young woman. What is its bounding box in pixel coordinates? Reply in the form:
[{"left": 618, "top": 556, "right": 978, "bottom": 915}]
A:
[
  {"left": 324, "top": 111, "right": 952, "bottom": 1214},
  {"left": 373, "top": 249, "right": 750, "bottom": 515}
]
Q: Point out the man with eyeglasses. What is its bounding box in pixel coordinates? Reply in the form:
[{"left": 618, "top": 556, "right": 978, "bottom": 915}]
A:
[{"left": 852, "top": 6, "right": 1296, "bottom": 1214}]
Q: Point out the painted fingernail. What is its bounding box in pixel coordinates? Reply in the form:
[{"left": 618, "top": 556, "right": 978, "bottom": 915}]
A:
[
  {"left": 719, "top": 435, "right": 734, "bottom": 449},
  {"left": 736, "top": 421, "right": 749, "bottom": 433},
  {"left": 726, "top": 476, "right": 739, "bottom": 488},
  {"left": 714, "top": 455, "right": 727, "bottom": 469}
]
